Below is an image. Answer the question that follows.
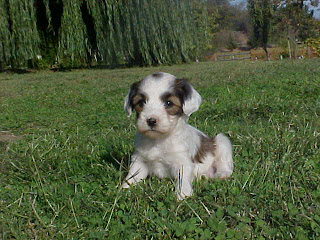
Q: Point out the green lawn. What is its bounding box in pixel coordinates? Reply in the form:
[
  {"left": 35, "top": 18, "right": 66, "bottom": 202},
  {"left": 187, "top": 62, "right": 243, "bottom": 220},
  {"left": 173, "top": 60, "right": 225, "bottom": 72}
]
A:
[{"left": 0, "top": 59, "right": 319, "bottom": 239}]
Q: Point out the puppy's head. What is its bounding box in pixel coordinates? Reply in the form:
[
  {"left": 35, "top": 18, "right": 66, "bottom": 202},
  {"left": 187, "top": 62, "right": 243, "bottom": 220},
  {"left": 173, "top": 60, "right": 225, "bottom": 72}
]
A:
[{"left": 124, "top": 72, "right": 202, "bottom": 138}]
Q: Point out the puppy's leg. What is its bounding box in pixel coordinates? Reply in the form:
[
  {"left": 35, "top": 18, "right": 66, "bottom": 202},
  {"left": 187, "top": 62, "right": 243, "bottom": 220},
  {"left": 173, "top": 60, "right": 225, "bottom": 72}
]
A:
[
  {"left": 173, "top": 162, "right": 194, "bottom": 200},
  {"left": 213, "top": 133, "right": 233, "bottom": 179},
  {"left": 122, "top": 154, "right": 149, "bottom": 188}
]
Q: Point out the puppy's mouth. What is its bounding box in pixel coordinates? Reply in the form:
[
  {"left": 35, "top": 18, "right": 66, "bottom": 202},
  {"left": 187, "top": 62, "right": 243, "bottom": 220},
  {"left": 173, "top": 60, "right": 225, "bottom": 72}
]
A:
[
  {"left": 138, "top": 127, "right": 169, "bottom": 137},
  {"left": 140, "top": 128, "right": 164, "bottom": 134}
]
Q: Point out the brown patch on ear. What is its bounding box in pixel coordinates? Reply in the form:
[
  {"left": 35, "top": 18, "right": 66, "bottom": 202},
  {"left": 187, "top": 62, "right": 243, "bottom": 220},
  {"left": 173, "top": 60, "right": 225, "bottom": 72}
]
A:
[
  {"left": 128, "top": 80, "right": 142, "bottom": 112},
  {"left": 172, "top": 78, "right": 193, "bottom": 104},
  {"left": 193, "top": 135, "right": 216, "bottom": 163}
]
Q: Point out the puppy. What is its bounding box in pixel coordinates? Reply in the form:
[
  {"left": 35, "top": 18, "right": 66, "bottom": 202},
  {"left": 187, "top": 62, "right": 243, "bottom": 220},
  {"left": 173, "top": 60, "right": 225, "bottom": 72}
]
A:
[{"left": 122, "top": 72, "right": 233, "bottom": 200}]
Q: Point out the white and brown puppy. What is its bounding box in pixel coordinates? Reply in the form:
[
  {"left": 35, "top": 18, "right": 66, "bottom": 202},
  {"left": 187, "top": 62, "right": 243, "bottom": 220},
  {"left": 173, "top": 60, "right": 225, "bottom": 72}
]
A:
[{"left": 122, "top": 72, "right": 233, "bottom": 200}]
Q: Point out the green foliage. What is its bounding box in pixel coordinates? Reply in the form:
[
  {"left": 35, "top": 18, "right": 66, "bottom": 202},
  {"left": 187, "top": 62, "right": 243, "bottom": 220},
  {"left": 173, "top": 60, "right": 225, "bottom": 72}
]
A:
[
  {"left": 0, "top": 0, "right": 210, "bottom": 69},
  {"left": 274, "top": 0, "right": 320, "bottom": 42},
  {"left": 227, "top": 34, "right": 238, "bottom": 51},
  {"left": 0, "top": 59, "right": 319, "bottom": 239},
  {"left": 211, "top": 0, "right": 250, "bottom": 32},
  {"left": 0, "top": 0, "right": 40, "bottom": 68},
  {"left": 305, "top": 37, "right": 320, "bottom": 56},
  {"left": 191, "top": 0, "right": 213, "bottom": 54},
  {"left": 207, "top": 0, "right": 250, "bottom": 52},
  {"left": 247, "top": 0, "right": 274, "bottom": 52},
  {"left": 58, "top": 0, "right": 90, "bottom": 67},
  {"left": 114, "top": 0, "right": 209, "bottom": 66}
]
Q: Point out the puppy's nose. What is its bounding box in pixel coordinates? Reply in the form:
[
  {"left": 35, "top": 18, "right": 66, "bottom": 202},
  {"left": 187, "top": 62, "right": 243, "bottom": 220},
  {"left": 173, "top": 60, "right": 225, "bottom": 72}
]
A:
[{"left": 147, "top": 117, "right": 157, "bottom": 127}]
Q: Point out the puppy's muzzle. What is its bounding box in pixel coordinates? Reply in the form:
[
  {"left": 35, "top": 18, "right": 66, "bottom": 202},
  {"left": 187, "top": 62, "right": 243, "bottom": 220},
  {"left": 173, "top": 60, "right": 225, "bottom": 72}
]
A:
[{"left": 147, "top": 117, "right": 157, "bottom": 127}]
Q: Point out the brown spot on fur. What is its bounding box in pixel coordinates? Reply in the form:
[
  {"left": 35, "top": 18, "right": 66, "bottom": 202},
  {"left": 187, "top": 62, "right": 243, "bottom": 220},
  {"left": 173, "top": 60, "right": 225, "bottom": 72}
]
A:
[
  {"left": 212, "top": 166, "right": 217, "bottom": 174},
  {"left": 152, "top": 72, "right": 164, "bottom": 78},
  {"left": 128, "top": 80, "right": 142, "bottom": 111},
  {"left": 172, "top": 78, "right": 193, "bottom": 104},
  {"left": 161, "top": 92, "right": 183, "bottom": 116},
  {"left": 193, "top": 134, "right": 216, "bottom": 163}
]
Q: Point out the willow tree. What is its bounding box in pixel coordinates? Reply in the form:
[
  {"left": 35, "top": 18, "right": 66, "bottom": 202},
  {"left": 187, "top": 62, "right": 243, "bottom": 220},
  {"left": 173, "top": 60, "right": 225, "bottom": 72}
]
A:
[
  {"left": 58, "top": 0, "right": 90, "bottom": 66},
  {"left": 118, "top": 0, "right": 198, "bottom": 65},
  {"left": 0, "top": 0, "right": 40, "bottom": 69},
  {"left": 89, "top": 0, "right": 209, "bottom": 66},
  {"left": 0, "top": 0, "right": 209, "bottom": 69},
  {"left": 86, "top": 0, "right": 124, "bottom": 65}
]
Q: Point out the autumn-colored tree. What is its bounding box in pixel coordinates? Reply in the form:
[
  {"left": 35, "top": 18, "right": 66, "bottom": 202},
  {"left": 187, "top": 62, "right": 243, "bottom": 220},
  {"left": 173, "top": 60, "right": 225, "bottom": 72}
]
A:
[{"left": 274, "top": 0, "right": 320, "bottom": 58}]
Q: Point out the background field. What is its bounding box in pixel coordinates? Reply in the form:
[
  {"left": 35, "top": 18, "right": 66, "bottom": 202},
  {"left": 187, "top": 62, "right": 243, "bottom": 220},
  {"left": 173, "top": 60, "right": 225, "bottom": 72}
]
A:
[{"left": 0, "top": 59, "right": 319, "bottom": 239}]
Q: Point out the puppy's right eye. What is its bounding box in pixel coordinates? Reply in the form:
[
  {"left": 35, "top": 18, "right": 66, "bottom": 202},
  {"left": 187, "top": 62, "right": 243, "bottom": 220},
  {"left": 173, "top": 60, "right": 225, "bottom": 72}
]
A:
[
  {"left": 134, "top": 99, "right": 146, "bottom": 112},
  {"left": 137, "top": 100, "right": 145, "bottom": 108}
]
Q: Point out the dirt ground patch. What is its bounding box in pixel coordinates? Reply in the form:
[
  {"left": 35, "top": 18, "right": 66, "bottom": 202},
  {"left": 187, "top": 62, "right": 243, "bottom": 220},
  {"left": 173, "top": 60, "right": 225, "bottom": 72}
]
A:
[
  {"left": 0, "top": 131, "right": 21, "bottom": 154},
  {"left": 0, "top": 131, "right": 21, "bottom": 143}
]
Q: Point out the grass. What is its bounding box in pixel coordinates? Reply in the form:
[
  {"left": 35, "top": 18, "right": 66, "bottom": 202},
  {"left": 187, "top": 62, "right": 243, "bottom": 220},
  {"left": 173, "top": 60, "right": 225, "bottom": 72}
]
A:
[{"left": 0, "top": 59, "right": 319, "bottom": 239}]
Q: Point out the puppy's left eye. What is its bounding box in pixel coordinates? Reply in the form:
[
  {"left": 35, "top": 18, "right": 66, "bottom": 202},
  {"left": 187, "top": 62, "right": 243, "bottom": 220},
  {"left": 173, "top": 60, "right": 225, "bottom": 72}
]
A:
[{"left": 164, "top": 100, "right": 174, "bottom": 108}]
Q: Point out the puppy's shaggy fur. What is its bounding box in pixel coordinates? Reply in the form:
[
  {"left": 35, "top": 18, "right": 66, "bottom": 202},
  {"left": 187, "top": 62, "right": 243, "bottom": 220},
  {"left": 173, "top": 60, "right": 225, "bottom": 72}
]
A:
[{"left": 122, "top": 72, "right": 233, "bottom": 200}]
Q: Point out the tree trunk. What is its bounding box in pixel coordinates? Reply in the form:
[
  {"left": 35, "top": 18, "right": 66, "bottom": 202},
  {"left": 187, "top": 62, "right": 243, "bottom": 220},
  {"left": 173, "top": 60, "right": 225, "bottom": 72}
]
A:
[
  {"left": 263, "top": 46, "right": 270, "bottom": 61},
  {"left": 293, "top": 41, "right": 297, "bottom": 59},
  {"left": 307, "top": 45, "right": 311, "bottom": 58},
  {"left": 288, "top": 38, "right": 292, "bottom": 59}
]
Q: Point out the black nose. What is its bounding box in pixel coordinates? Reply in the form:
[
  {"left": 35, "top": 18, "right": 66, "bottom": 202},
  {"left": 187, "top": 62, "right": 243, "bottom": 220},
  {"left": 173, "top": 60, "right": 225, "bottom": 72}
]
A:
[{"left": 147, "top": 118, "right": 157, "bottom": 127}]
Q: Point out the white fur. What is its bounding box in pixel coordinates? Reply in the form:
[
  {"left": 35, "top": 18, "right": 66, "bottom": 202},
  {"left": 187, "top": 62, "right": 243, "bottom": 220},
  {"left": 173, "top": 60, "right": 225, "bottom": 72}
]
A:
[{"left": 122, "top": 72, "right": 233, "bottom": 200}]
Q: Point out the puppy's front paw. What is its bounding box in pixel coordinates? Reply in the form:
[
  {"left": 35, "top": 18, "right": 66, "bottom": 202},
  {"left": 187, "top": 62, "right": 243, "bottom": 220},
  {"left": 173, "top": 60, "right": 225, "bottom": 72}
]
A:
[
  {"left": 121, "top": 182, "right": 130, "bottom": 189},
  {"left": 214, "top": 170, "right": 233, "bottom": 180},
  {"left": 176, "top": 184, "right": 193, "bottom": 200},
  {"left": 177, "top": 192, "right": 192, "bottom": 201}
]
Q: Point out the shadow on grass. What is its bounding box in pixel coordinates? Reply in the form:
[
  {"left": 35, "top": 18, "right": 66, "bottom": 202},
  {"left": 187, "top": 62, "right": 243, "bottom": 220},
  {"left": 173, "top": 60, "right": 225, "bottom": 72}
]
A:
[
  {"left": 0, "top": 68, "right": 36, "bottom": 74},
  {"left": 100, "top": 147, "right": 130, "bottom": 174}
]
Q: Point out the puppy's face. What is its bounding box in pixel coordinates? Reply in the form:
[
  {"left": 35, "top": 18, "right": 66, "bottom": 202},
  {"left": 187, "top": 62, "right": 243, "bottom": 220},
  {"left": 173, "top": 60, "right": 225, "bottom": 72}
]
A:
[{"left": 124, "top": 72, "right": 202, "bottom": 139}]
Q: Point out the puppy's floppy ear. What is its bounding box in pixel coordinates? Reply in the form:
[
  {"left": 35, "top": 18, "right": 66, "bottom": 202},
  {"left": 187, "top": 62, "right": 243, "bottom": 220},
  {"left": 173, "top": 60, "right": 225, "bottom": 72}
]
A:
[
  {"left": 182, "top": 83, "right": 202, "bottom": 116},
  {"left": 124, "top": 81, "right": 141, "bottom": 117},
  {"left": 124, "top": 93, "right": 132, "bottom": 116},
  {"left": 174, "top": 79, "right": 202, "bottom": 116}
]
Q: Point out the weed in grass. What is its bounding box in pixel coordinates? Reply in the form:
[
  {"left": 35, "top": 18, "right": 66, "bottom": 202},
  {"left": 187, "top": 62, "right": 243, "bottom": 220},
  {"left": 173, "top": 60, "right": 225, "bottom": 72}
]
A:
[{"left": 0, "top": 59, "right": 319, "bottom": 239}]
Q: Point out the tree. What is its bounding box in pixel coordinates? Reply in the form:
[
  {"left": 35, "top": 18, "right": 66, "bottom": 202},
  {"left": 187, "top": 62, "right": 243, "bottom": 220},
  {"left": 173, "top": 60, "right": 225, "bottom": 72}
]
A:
[
  {"left": 207, "top": 0, "right": 250, "bottom": 52},
  {"left": 0, "top": 0, "right": 40, "bottom": 69},
  {"left": 248, "top": 0, "right": 276, "bottom": 61},
  {"left": 0, "top": 0, "right": 210, "bottom": 69},
  {"left": 207, "top": 0, "right": 250, "bottom": 34}
]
